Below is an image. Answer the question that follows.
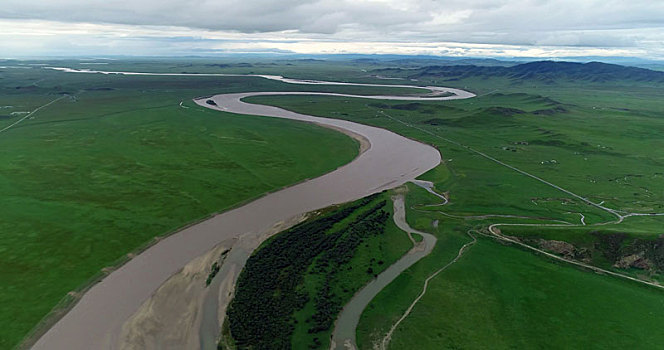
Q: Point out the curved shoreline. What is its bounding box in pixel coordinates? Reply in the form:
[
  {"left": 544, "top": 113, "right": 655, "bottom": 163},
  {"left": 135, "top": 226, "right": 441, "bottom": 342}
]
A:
[{"left": 30, "top": 72, "right": 473, "bottom": 350}]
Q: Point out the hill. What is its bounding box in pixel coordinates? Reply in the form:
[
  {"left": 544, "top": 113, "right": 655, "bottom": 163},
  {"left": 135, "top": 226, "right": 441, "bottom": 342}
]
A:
[{"left": 374, "top": 61, "right": 664, "bottom": 84}]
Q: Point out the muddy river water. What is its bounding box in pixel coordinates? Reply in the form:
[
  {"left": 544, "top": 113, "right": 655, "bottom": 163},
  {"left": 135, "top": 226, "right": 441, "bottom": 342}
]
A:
[{"left": 31, "top": 70, "right": 473, "bottom": 350}]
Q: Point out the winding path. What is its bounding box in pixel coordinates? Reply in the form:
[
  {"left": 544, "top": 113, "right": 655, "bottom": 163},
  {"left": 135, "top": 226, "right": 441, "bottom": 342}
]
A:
[
  {"left": 30, "top": 69, "right": 474, "bottom": 350},
  {"left": 0, "top": 95, "right": 67, "bottom": 134},
  {"left": 485, "top": 223, "right": 664, "bottom": 290},
  {"left": 380, "top": 230, "right": 476, "bottom": 350}
]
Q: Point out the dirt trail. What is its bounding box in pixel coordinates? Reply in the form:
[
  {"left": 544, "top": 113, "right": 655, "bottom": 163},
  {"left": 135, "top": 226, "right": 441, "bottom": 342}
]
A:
[
  {"left": 486, "top": 223, "right": 664, "bottom": 290},
  {"left": 380, "top": 231, "right": 476, "bottom": 350},
  {"left": 376, "top": 183, "right": 476, "bottom": 350},
  {"left": 0, "top": 95, "right": 67, "bottom": 134}
]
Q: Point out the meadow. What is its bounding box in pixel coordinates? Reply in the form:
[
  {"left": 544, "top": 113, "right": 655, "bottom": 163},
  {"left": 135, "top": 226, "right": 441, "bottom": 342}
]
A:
[{"left": 247, "top": 67, "right": 664, "bottom": 348}]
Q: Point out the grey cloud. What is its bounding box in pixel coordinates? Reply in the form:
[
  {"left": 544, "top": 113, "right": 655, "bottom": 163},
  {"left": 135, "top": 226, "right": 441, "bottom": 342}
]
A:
[
  {"left": 0, "top": 0, "right": 431, "bottom": 34},
  {"left": 2, "top": 0, "right": 664, "bottom": 57},
  {"left": 4, "top": 0, "right": 662, "bottom": 37}
]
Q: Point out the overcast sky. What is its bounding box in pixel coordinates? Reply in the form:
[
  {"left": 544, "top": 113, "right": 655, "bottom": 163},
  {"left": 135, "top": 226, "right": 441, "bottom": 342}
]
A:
[{"left": 2, "top": 0, "right": 663, "bottom": 58}]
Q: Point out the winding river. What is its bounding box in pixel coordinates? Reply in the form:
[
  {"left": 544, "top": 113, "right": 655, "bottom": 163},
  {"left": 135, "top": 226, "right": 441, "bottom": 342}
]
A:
[{"left": 31, "top": 69, "right": 474, "bottom": 350}]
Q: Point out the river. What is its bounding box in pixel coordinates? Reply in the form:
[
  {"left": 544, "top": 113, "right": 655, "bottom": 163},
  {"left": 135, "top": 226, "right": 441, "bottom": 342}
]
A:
[{"left": 31, "top": 70, "right": 473, "bottom": 350}]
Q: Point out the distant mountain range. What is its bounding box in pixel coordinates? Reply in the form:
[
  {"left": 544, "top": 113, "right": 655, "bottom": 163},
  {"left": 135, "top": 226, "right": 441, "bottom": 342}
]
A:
[
  {"left": 351, "top": 56, "right": 516, "bottom": 67},
  {"left": 375, "top": 61, "right": 664, "bottom": 84}
]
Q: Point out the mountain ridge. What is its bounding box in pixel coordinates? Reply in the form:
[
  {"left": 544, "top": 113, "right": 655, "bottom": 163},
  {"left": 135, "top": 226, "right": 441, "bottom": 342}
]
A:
[{"left": 375, "top": 60, "right": 664, "bottom": 84}]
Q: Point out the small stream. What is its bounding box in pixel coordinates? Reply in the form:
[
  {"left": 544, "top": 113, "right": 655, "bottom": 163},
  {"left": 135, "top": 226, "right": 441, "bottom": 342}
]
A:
[{"left": 330, "top": 194, "right": 437, "bottom": 350}]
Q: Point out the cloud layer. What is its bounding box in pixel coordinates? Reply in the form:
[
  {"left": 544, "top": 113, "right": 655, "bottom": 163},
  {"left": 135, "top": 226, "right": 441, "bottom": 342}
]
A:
[{"left": 1, "top": 0, "right": 663, "bottom": 58}]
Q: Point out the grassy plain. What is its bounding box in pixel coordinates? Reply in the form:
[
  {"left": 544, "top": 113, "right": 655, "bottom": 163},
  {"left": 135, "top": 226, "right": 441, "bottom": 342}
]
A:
[{"left": 359, "top": 232, "right": 664, "bottom": 349}]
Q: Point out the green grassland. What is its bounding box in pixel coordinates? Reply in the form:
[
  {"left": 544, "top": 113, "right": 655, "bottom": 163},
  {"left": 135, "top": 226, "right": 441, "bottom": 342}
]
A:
[
  {"left": 224, "top": 191, "right": 412, "bottom": 350},
  {"left": 353, "top": 184, "right": 664, "bottom": 349},
  {"left": 0, "top": 65, "right": 401, "bottom": 349},
  {"left": 248, "top": 89, "right": 664, "bottom": 217},
  {"left": 358, "top": 232, "right": 664, "bottom": 349},
  {"left": 247, "top": 73, "right": 664, "bottom": 348},
  {"left": 3, "top": 59, "right": 664, "bottom": 349}
]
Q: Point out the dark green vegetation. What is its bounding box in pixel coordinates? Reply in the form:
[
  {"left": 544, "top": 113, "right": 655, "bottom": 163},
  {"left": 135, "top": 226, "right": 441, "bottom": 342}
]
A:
[
  {"left": 206, "top": 262, "right": 220, "bottom": 287},
  {"left": 225, "top": 192, "right": 411, "bottom": 350},
  {"left": 0, "top": 63, "right": 421, "bottom": 348},
  {"left": 206, "top": 250, "right": 228, "bottom": 287},
  {"left": 246, "top": 60, "right": 664, "bottom": 348}
]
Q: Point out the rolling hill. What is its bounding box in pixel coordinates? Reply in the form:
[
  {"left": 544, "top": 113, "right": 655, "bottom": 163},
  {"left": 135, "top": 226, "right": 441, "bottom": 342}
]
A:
[{"left": 374, "top": 60, "right": 664, "bottom": 84}]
